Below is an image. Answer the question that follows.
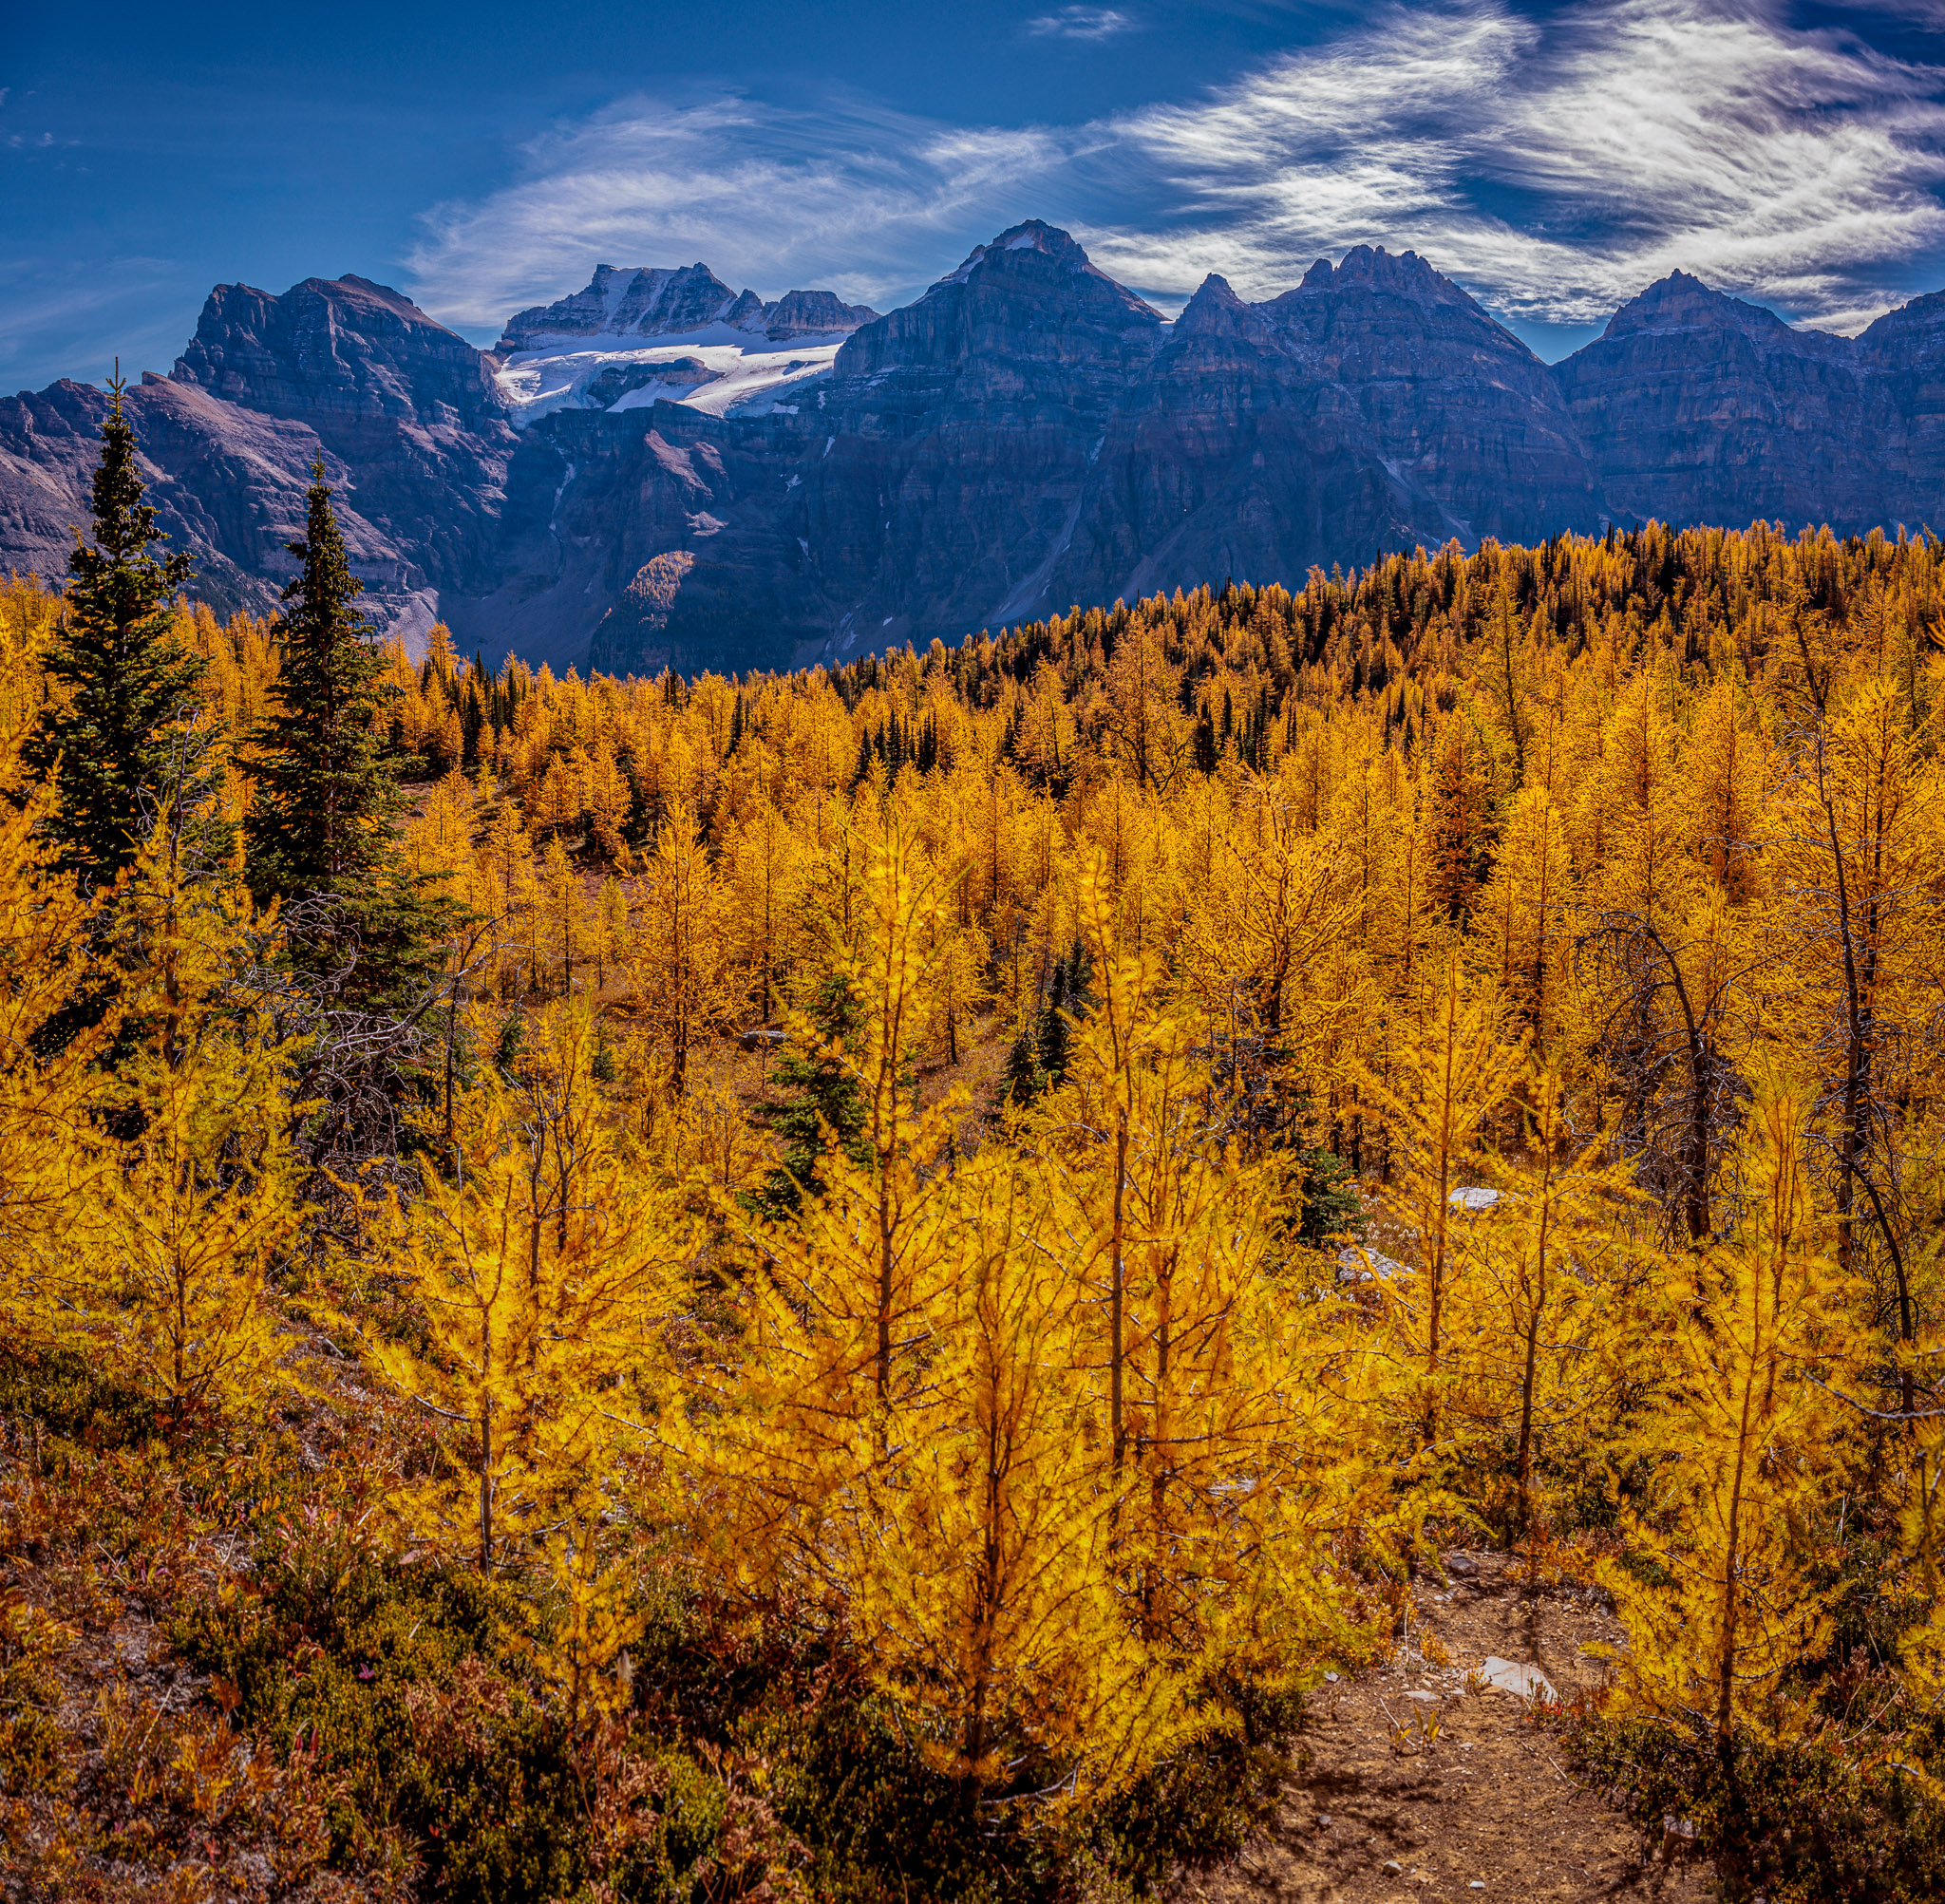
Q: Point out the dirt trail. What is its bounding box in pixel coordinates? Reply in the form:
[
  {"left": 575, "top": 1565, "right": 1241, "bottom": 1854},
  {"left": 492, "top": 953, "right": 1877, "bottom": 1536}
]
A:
[{"left": 1174, "top": 1552, "right": 1715, "bottom": 1904}]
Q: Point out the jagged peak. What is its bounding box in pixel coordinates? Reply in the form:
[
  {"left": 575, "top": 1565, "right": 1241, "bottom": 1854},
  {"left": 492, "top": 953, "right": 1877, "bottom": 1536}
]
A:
[
  {"left": 1600, "top": 271, "right": 1827, "bottom": 349},
  {"left": 329, "top": 274, "right": 437, "bottom": 315},
  {"left": 498, "top": 261, "right": 742, "bottom": 351},
  {"left": 1859, "top": 285, "right": 1945, "bottom": 356},
  {"left": 175, "top": 274, "right": 471, "bottom": 377},
  {"left": 991, "top": 218, "right": 1086, "bottom": 260},
  {"left": 1174, "top": 273, "right": 1254, "bottom": 337},
  {"left": 763, "top": 288, "right": 880, "bottom": 339},
  {"left": 1280, "top": 244, "right": 1462, "bottom": 305},
  {"left": 931, "top": 219, "right": 1093, "bottom": 289},
  {"left": 497, "top": 261, "right": 878, "bottom": 352},
  {"left": 924, "top": 218, "right": 1162, "bottom": 322}
]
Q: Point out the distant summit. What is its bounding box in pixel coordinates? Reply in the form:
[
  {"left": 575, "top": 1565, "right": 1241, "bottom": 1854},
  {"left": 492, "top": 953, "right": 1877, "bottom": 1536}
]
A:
[
  {"left": 920, "top": 218, "right": 1164, "bottom": 320},
  {"left": 1597, "top": 270, "right": 1846, "bottom": 352},
  {"left": 496, "top": 262, "right": 878, "bottom": 352}
]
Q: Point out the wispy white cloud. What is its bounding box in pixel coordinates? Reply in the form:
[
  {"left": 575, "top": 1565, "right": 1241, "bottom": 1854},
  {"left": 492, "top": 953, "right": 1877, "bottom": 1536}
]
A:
[
  {"left": 1025, "top": 8, "right": 1137, "bottom": 40},
  {"left": 408, "top": 0, "right": 1945, "bottom": 342},
  {"left": 1087, "top": 0, "right": 1945, "bottom": 331},
  {"left": 406, "top": 95, "right": 1082, "bottom": 332}
]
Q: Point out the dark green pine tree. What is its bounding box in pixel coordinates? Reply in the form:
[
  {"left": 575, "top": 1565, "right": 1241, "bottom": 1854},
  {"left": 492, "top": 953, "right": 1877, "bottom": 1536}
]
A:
[
  {"left": 746, "top": 973, "right": 870, "bottom": 1221},
  {"left": 1035, "top": 960, "right": 1072, "bottom": 1086},
  {"left": 245, "top": 464, "right": 452, "bottom": 1010},
  {"left": 1193, "top": 708, "right": 1218, "bottom": 775},
  {"left": 247, "top": 463, "right": 394, "bottom": 897},
  {"left": 1000, "top": 1024, "right": 1044, "bottom": 1109},
  {"left": 1290, "top": 1141, "right": 1362, "bottom": 1250},
  {"left": 26, "top": 374, "right": 222, "bottom": 886}
]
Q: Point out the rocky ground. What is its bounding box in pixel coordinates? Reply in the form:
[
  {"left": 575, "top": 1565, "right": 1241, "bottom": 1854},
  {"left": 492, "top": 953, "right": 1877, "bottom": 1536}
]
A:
[{"left": 1176, "top": 1551, "right": 1716, "bottom": 1904}]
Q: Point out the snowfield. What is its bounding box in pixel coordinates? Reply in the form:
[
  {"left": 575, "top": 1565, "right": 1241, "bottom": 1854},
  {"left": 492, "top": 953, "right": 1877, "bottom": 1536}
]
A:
[{"left": 493, "top": 324, "right": 850, "bottom": 427}]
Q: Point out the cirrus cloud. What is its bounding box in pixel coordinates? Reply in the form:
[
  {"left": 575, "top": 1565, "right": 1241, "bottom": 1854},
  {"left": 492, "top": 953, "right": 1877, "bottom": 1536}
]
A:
[
  {"left": 406, "top": 0, "right": 1945, "bottom": 347},
  {"left": 407, "top": 94, "right": 1091, "bottom": 332},
  {"left": 1026, "top": 8, "right": 1139, "bottom": 40},
  {"left": 1092, "top": 0, "right": 1945, "bottom": 332}
]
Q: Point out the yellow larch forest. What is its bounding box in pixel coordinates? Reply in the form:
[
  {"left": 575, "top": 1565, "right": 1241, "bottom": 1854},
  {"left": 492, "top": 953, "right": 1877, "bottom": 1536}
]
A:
[{"left": 7, "top": 517, "right": 1945, "bottom": 1901}]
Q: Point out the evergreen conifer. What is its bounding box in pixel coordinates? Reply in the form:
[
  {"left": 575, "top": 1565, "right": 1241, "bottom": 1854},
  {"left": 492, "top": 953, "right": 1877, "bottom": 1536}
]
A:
[
  {"left": 747, "top": 973, "right": 869, "bottom": 1219},
  {"left": 1001, "top": 1024, "right": 1044, "bottom": 1107},
  {"left": 1036, "top": 984, "right": 1072, "bottom": 1086},
  {"left": 26, "top": 375, "right": 221, "bottom": 886},
  {"left": 245, "top": 465, "right": 452, "bottom": 1010},
  {"left": 246, "top": 464, "right": 398, "bottom": 898}
]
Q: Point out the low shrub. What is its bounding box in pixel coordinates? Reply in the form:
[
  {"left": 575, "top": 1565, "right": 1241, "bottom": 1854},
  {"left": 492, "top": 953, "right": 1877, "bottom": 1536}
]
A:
[{"left": 1566, "top": 1711, "right": 1945, "bottom": 1903}]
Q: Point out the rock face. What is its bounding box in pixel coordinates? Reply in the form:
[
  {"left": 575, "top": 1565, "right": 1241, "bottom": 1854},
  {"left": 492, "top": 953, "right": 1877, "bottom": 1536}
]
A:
[
  {"left": 1552, "top": 271, "right": 1873, "bottom": 533},
  {"left": 495, "top": 264, "right": 879, "bottom": 352},
  {"left": 168, "top": 273, "right": 517, "bottom": 625},
  {"left": 4, "top": 224, "right": 1942, "bottom": 674},
  {"left": 0, "top": 374, "right": 346, "bottom": 622},
  {"left": 762, "top": 290, "right": 881, "bottom": 341},
  {"left": 1035, "top": 250, "right": 1600, "bottom": 623},
  {"left": 1857, "top": 291, "right": 1945, "bottom": 528},
  {"left": 499, "top": 263, "right": 746, "bottom": 349},
  {"left": 807, "top": 220, "right": 1169, "bottom": 644}
]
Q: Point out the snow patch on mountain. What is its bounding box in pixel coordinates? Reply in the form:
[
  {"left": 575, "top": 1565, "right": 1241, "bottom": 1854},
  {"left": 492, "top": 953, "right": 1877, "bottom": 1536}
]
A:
[{"left": 493, "top": 328, "right": 850, "bottom": 427}]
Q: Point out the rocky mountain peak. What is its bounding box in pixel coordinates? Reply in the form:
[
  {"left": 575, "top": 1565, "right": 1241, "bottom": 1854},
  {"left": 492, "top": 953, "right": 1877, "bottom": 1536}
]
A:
[
  {"left": 1174, "top": 273, "right": 1254, "bottom": 337},
  {"left": 923, "top": 219, "right": 1162, "bottom": 321},
  {"left": 497, "top": 261, "right": 741, "bottom": 350},
  {"left": 1285, "top": 245, "right": 1464, "bottom": 310},
  {"left": 1601, "top": 270, "right": 1806, "bottom": 344},
  {"left": 932, "top": 219, "right": 1081, "bottom": 280},
  {"left": 497, "top": 263, "right": 879, "bottom": 352},
  {"left": 1250, "top": 244, "right": 1521, "bottom": 370},
  {"left": 989, "top": 218, "right": 1082, "bottom": 261},
  {"left": 762, "top": 289, "right": 880, "bottom": 340},
  {"left": 1859, "top": 287, "right": 1945, "bottom": 366},
  {"left": 837, "top": 218, "right": 1164, "bottom": 388},
  {"left": 172, "top": 273, "right": 504, "bottom": 426}
]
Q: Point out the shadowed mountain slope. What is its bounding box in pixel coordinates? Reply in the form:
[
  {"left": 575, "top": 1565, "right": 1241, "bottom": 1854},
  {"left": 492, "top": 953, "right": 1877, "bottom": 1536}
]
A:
[{"left": 4, "top": 226, "right": 1939, "bottom": 673}]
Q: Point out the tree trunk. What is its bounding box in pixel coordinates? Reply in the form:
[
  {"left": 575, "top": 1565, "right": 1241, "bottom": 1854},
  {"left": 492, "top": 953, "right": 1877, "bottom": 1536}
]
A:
[
  {"left": 1109, "top": 1108, "right": 1128, "bottom": 1487},
  {"left": 479, "top": 1400, "right": 494, "bottom": 1574}
]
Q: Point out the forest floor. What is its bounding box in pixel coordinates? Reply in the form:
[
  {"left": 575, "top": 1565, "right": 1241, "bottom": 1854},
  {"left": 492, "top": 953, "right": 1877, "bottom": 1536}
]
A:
[{"left": 1174, "top": 1550, "right": 1719, "bottom": 1904}]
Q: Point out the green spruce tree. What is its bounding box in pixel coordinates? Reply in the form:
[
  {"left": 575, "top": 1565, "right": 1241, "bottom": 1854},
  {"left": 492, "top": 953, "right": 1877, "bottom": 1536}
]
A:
[
  {"left": 746, "top": 973, "right": 870, "bottom": 1220},
  {"left": 26, "top": 374, "right": 222, "bottom": 886},
  {"left": 1000, "top": 1023, "right": 1045, "bottom": 1109},
  {"left": 245, "top": 465, "right": 450, "bottom": 1012},
  {"left": 247, "top": 463, "right": 396, "bottom": 897}
]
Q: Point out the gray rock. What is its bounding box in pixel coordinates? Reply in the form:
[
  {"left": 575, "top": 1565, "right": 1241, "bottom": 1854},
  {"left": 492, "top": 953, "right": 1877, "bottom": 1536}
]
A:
[
  {"left": 497, "top": 266, "right": 879, "bottom": 354},
  {"left": 1337, "top": 1245, "right": 1408, "bottom": 1284},
  {"left": 763, "top": 288, "right": 881, "bottom": 340},
  {"left": 1477, "top": 1655, "right": 1557, "bottom": 1702}
]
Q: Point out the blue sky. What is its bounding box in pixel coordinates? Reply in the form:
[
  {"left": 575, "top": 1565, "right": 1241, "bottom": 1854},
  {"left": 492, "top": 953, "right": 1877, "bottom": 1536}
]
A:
[{"left": 8, "top": 0, "right": 1945, "bottom": 392}]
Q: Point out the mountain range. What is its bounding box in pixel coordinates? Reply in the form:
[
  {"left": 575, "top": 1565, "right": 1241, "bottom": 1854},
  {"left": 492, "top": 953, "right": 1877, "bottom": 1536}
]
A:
[{"left": 3, "top": 220, "right": 1941, "bottom": 675}]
